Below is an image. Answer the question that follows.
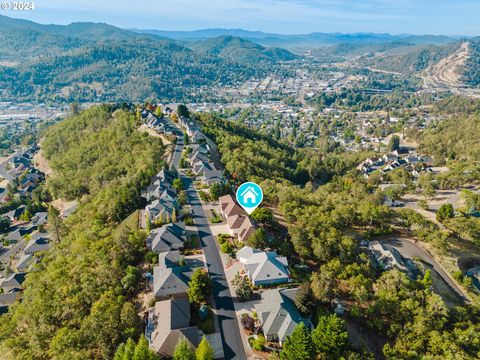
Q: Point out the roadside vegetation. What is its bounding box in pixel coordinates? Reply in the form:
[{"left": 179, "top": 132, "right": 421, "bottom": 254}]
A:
[
  {"left": 200, "top": 112, "right": 480, "bottom": 359},
  {"left": 0, "top": 106, "right": 165, "bottom": 359}
]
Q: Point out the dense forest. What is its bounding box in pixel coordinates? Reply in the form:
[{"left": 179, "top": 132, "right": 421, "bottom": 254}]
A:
[
  {"left": 0, "top": 16, "right": 293, "bottom": 103},
  {"left": 0, "top": 106, "right": 165, "bottom": 359},
  {"left": 200, "top": 113, "right": 480, "bottom": 359},
  {"left": 419, "top": 113, "right": 480, "bottom": 161},
  {"left": 357, "top": 42, "right": 461, "bottom": 74},
  {"left": 188, "top": 35, "right": 296, "bottom": 63}
]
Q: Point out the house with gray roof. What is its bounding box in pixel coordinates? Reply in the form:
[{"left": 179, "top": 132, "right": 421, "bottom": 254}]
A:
[
  {"left": 369, "top": 241, "right": 409, "bottom": 273},
  {"left": 147, "top": 222, "right": 185, "bottom": 253},
  {"left": 158, "top": 250, "right": 184, "bottom": 269},
  {"left": 254, "top": 288, "right": 309, "bottom": 345},
  {"left": 31, "top": 212, "right": 48, "bottom": 226},
  {"left": 237, "top": 246, "right": 290, "bottom": 286},
  {"left": 5, "top": 226, "right": 36, "bottom": 243},
  {"left": 15, "top": 252, "right": 35, "bottom": 272},
  {"left": 5, "top": 205, "right": 26, "bottom": 221},
  {"left": 23, "top": 233, "right": 50, "bottom": 255},
  {"left": 0, "top": 272, "right": 27, "bottom": 292},
  {"left": 145, "top": 198, "right": 178, "bottom": 224},
  {"left": 201, "top": 169, "right": 224, "bottom": 185},
  {"left": 0, "top": 290, "right": 21, "bottom": 315},
  {"left": 155, "top": 168, "right": 176, "bottom": 186},
  {"left": 153, "top": 266, "right": 191, "bottom": 299}
]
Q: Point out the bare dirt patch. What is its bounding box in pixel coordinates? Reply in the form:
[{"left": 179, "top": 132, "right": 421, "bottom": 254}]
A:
[
  {"left": 422, "top": 42, "right": 470, "bottom": 90},
  {"left": 33, "top": 150, "right": 53, "bottom": 176},
  {"left": 138, "top": 124, "right": 172, "bottom": 145}
]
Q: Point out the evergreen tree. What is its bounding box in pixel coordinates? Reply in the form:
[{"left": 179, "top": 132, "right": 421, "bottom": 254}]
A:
[
  {"left": 188, "top": 269, "right": 211, "bottom": 304},
  {"left": 172, "top": 208, "right": 177, "bottom": 223},
  {"left": 274, "top": 122, "right": 281, "bottom": 140},
  {"left": 281, "top": 322, "right": 315, "bottom": 360},
  {"left": 311, "top": 314, "right": 349, "bottom": 359},
  {"left": 294, "top": 283, "right": 315, "bottom": 316},
  {"left": 133, "top": 335, "right": 158, "bottom": 360},
  {"left": 387, "top": 135, "right": 400, "bottom": 152},
  {"left": 173, "top": 338, "right": 195, "bottom": 360},
  {"left": 113, "top": 343, "right": 126, "bottom": 360},
  {"left": 123, "top": 338, "right": 136, "bottom": 360},
  {"left": 195, "top": 336, "right": 214, "bottom": 360},
  {"left": 436, "top": 203, "right": 454, "bottom": 222}
]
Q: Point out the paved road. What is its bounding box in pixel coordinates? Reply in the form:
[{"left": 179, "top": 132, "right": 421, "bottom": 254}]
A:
[
  {"left": 165, "top": 117, "right": 184, "bottom": 169},
  {"left": 183, "top": 175, "right": 246, "bottom": 360},
  {"left": 379, "top": 237, "right": 468, "bottom": 304}
]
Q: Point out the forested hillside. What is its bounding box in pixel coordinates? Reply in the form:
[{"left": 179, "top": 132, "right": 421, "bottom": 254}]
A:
[
  {"left": 0, "top": 16, "right": 288, "bottom": 102},
  {"left": 0, "top": 39, "right": 264, "bottom": 102},
  {"left": 357, "top": 42, "right": 460, "bottom": 73},
  {"left": 188, "top": 36, "right": 296, "bottom": 64},
  {"left": 202, "top": 113, "right": 480, "bottom": 359},
  {"left": 198, "top": 113, "right": 308, "bottom": 184},
  {"left": 419, "top": 113, "right": 480, "bottom": 161},
  {"left": 0, "top": 106, "right": 165, "bottom": 359}
]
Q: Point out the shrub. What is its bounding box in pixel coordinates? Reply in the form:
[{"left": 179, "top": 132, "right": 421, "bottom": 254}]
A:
[
  {"left": 221, "top": 242, "right": 234, "bottom": 255},
  {"left": 241, "top": 313, "right": 255, "bottom": 331},
  {"left": 252, "top": 334, "right": 266, "bottom": 351}
]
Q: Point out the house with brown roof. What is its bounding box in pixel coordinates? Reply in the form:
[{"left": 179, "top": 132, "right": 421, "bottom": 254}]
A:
[
  {"left": 146, "top": 298, "right": 200, "bottom": 358},
  {"left": 218, "top": 195, "right": 255, "bottom": 242}
]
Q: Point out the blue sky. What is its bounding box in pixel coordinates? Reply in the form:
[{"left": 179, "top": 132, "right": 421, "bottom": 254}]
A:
[{"left": 6, "top": 0, "right": 480, "bottom": 35}]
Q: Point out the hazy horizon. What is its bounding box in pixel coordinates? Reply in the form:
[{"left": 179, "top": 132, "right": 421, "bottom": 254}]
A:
[{"left": 4, "top": 0, "right": 480, "bottom": 36}]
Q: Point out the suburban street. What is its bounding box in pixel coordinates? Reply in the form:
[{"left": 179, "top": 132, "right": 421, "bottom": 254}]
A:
[
  {"left": 166, "top": 117, "right": 184, "bottom": 169},
  {"left": 183, "top": 175, "right": 246, "bottom": 360},
  {"left": 166, "top": 116, "right": 246, "bottom": 359}
]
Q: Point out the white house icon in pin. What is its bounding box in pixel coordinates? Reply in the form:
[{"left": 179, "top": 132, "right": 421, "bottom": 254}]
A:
[{"left": 240, "top": 186, "right": 259, "bottom": 204}]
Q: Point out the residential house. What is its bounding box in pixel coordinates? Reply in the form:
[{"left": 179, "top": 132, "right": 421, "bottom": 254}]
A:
[
  {"left": 15, "top": 253, "right": 35, "bottom": 272},
  {"left": 158, "top": 250, "right": 184, "bottom": 269},
  {"left": 145, "top": 198, "right": 178, "bottom": 224},
  {"left": 254, "top": 288, "right": 309, "bottom": 345},
  {"left": 23, "top": 233, "right": 50, "bottom": 255},
  {"left": 31, "top": 212, "right": 48, "bottom": 226},
  {"left": 0, "top": 290, "right": 21, "bottom": 315},
  {"left": 5, "top": 226, "right": 36, "bottom": 243},
  {"left": 0, "top": 272, "right": 27, "bottom": 292},
  {"left": 237, "top": 246, "right": 290, "bottom": 286},
  {"left": 147, "top": 222, "right": 186, "bottom": 253},
  {"left": 200, "top": 169, "right": 223, "bottom": 185},
  {"left": 146, "top": 298, "right": 200, "bottom": 358},
  {"left": 153, "top": 266, "right": 191, "bottom": 299},
  {"left": 5, "top": 205, "right": 26, "bottom": 222},
  {"left": 218, "top": 195, "right": 255, "bottom": 242}
]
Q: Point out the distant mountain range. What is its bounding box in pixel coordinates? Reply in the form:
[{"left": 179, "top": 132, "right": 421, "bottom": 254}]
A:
[
  {"left": 133, "top": 28, "right": 463, "bottom": 50},
  {"left": 0, "top": 16, "right": 295, "bottom": 102},
  {"left": 0, "top": 15, "right": 479, "bottom": 103}
]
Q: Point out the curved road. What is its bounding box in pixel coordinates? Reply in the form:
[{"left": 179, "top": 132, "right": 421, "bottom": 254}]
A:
[{"left": 379, "top": 237, "right": 468, "bottom": 304}]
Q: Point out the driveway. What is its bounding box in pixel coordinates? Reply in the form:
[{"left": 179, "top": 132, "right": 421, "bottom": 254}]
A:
[
  {"left": 182, "top": 175, "right": 247, "bottom": 360},
  {"left": 378, "top": 237, "right": 468, "bottom": 305}
]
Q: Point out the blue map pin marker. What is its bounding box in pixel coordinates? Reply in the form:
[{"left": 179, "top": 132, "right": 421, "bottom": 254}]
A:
[{"left": 236, "top": 182, "right": 263, "bottom": 215}]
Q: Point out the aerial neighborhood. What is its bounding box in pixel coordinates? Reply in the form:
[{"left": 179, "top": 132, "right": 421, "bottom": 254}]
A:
[{"left": 0, "top": 146, "right": 52, "bottom": 315}]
